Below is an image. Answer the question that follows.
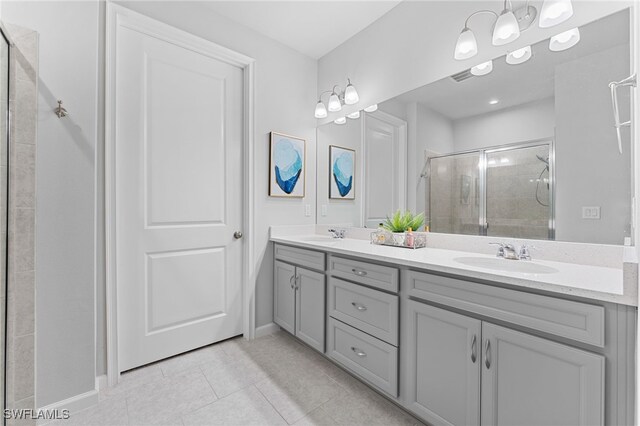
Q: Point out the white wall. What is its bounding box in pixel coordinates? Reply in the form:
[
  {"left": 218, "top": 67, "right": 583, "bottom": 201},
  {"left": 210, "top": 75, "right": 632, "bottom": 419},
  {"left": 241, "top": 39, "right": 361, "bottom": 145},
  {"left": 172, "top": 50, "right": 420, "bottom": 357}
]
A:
[
  {"left": 317, "top": 118, "right": 362, "bottom": 226},
  {"left": 555, "top": 44, "right": 631, "bottom": 244},
  {"left": 453, "top": 97, "right": 555, "bottom": 151},
  {"left": 1, "top": 0, "right": 99, "bottom": 408}
]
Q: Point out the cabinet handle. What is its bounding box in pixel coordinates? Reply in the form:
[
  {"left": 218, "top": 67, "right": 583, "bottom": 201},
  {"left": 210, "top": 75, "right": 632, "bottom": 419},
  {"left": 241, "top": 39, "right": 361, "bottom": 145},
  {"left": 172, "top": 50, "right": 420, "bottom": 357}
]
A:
[
  {"left": 289, "top": 274, "right": 295, "bottom": 289},
  {"left": 351, "top": 302, "right": 367, "bottom": 312},
  {"left": 351, "top": 269, "right": 368, "bottom": 277},
  {"left": 470, "top": 334, "right": 477, "bottom": 363},
  {"left": 294, "top": 275, "right": 300, "bottom": 290},
  {"left": 351, "top": 347, "right": 367, "bottom": 358},
  {"left": 484, "top": 339, "right": 491, "bottom": 369}
]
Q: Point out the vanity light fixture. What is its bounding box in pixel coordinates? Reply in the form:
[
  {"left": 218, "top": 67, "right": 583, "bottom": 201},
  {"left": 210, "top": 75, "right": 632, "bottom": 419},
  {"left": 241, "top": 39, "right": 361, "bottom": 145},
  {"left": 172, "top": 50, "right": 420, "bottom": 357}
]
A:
[
  {"left": 347, "top": 111, "right": 360, "bottom": 119},
  {"left": 470, "top": 60, "right": 493, "bottom": 76},
  {"left": 492, "top": 5, "right": 520, "bottom": 46},
  {"left": 314, "top": 78, "right": 360, "bottom": 118},
  {"left": 549, "top": 27, "right": 580, "bottom": 52},
  {"left": 506, "top": 45, "right": 532, "bottom": 64},
  {"left": 539, "top": 0, "right": 573, "bottom": 28},
  {"left": 364, "top": 104, "right": 378, "bottom": 113},
  {"left": 334, "top": 117, "right": 347, "bottom": 125},
  {"left": 454, "top": 27, "right": 479, "bottom": 60}
]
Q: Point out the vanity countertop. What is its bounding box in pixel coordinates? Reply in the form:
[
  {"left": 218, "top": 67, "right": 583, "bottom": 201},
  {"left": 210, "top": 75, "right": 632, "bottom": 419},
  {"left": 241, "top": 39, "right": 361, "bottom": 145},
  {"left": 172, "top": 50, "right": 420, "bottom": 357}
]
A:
[{"left": 270, "top": 234, "right": 637, "bottom": 307}]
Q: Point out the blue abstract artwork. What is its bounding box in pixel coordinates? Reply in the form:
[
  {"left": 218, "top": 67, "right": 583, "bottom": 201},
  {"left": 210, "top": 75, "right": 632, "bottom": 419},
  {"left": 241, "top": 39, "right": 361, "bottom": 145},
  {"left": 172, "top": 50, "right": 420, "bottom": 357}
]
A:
[
  {"left": 330, "top": 146, "right": 355, "bottom": 199},
  {"left": 270, "top": 132, "right": 305, "bottom": 197}
]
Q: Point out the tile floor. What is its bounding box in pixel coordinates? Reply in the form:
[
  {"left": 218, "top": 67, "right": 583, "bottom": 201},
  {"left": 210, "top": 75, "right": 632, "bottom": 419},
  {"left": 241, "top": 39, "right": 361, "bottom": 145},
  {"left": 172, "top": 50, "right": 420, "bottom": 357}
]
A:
[{"left": 54, "top": 331, "right": 423, "bottom": 426}]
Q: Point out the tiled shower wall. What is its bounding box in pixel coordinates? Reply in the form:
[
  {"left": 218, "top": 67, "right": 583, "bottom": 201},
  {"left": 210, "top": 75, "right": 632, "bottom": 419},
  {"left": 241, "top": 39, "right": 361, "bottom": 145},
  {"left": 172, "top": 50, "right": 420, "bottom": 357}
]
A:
[{"left": 5, "top": 23, "right": 38, "bottom": 424}]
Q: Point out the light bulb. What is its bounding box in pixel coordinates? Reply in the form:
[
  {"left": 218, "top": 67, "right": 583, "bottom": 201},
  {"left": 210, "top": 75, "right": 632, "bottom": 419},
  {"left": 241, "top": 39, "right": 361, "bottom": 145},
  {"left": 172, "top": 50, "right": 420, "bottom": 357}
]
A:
[
  {"left": 506, "top": 45, "right": 532, "bottom": 65},
  {"left": 334, "top": 117, "right": 346, "bottom": 125},
  {"left": 454, "top": 28, "right": 478, "bottom": 60},
  {"left": 347, "top": 111, "right": 360, "bottom": 119},
  {"left": 492, "top": 10, "right": 520, "bottom": 46},
  {"left": 314, "top": 101, "right": 327, "bottom": 118},
  {"left": 549, "top": 27, "right": 580, "bottom": 52},
  {"left": 539, "top": 0, "right": 573, "bottom": 28},
  {"left": 328, "top": 92, "right": 342, "bottom": 112},
  {"left": 470, "top": 60, "right": 493, "bottom": 76},
  {"left": 364, "top": 104, "right": 378, "bottom": 113},
  {"left": 344, "top": 80, "right": 359, "bottom": 105}
]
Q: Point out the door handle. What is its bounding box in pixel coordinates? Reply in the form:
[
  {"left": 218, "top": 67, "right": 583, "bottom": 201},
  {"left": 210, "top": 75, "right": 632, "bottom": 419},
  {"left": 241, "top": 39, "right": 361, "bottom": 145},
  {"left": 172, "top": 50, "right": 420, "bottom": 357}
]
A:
[
  {"left": 234, "top": 231, "right": 243, "bottom": 239},
  {"left": 484, "top": 339, "right": 491, "bottom": 369},
  {"left": 351, "top": 347, "right": 367, "bottom": 358},
  {"left": 470, "top": 334, "right": 477, "bottom": 363},
  {"left": 351, "top": 302, "right": 367, "bottom": 312}
]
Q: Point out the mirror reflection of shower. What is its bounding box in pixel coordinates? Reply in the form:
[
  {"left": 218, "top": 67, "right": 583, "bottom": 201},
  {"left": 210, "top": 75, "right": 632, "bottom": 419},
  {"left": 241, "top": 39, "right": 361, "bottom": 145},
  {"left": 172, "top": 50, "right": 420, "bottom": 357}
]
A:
[{"left": 535, "top": 154, "right": 550, "bottom": 207}]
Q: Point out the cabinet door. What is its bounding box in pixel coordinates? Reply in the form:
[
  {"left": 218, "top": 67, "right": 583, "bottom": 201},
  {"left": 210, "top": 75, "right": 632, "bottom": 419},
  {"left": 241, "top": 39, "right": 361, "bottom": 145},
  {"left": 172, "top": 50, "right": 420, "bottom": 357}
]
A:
[
  {"left": 481, "top": 323, "right": 605, "bottom": 426},
  {"left": 295, "top": 267, "right": 326, "bottom": 352},
  {"left": 403, "top": 300, "right": 481, "bottom": 426},
  {"left": 274, "top": 260, "right": 296, "bottom": 334}
]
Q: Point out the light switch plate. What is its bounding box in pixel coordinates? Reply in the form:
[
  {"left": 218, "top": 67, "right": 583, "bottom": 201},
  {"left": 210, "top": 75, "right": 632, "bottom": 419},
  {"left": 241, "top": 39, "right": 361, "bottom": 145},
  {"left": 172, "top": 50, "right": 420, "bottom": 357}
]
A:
[
  {"left": 582, "top": 206, "right": 601, "bottom": 219},
  {"left": 305, "top": 204, "right": 311, "bottom": 217}
]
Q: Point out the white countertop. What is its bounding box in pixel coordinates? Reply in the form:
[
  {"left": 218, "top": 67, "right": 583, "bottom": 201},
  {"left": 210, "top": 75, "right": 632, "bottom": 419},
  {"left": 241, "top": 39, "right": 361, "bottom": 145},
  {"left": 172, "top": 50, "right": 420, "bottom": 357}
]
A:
[{"left": 270, "top": 234, "right": 637, "bottom": 306}]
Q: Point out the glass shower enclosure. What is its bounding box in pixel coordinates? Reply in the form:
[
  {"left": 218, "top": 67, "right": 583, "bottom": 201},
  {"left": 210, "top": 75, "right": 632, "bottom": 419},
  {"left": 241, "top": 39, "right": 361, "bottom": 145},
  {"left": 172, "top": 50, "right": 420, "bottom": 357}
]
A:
[{"left": 427, "top": 141, "right": 554, "bottom": 240}]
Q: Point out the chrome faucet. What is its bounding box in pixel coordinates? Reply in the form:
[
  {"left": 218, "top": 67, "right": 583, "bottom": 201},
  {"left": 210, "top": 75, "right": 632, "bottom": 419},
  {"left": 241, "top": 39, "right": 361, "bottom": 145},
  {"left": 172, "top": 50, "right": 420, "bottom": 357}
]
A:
[
  {"left": 518, "top": 244, "right": 534, "bottom": 261},
  {"left": 490, "top": 242, "right": 535, "bottom": 260},
  {"left": 328, "top": 228, "right": 346, "bottom": 239}
]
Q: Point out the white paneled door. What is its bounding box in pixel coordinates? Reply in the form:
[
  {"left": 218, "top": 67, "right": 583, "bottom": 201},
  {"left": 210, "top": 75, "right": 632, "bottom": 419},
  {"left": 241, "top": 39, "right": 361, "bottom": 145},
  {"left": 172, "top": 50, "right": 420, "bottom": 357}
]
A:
[{"left": 115, "top": 20, "right": 244, "bottom": 371}]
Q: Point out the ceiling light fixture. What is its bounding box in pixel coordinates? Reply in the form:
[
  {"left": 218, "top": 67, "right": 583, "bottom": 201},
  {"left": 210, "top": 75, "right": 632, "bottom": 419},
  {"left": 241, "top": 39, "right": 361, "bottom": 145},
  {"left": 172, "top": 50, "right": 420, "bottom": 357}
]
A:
[
  {"left": 334, "top": 117, "right": 346, "bottom": 125},
  {"left": 549, "top": 27, "right": 580, "bottom": 51},
  {"left": 471, "top": 60, "right": 493, "bottom": 76},
  {"left": 539, "top": 0, "right": 573, "bottom": 28},
  {"left": 314, "top": 78, "right": 360, "bottom": 118},
  {"left": 454, "top": 0, "right": 537, "bottom": 60},
  {"left": 506, "top": 45, "right": 532, "bottom": 64},
  {"left": 364, "top": 104, "right": 378, "bottom": 113}
]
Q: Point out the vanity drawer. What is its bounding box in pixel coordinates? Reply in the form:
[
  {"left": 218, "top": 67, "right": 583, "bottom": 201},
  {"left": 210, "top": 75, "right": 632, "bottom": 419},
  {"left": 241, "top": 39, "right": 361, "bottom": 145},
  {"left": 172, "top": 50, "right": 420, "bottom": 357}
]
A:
[
  {"left": 274, "top": 243, "right": 325, "bottom": 271},
  {"left": 329, "top": 278, "right": 399, "bottom": 346},
  {"left": 406, "top": 270, "right": 605, "bottom": 347},
  {"left": 327, "top": 318, "right": 398, "bottom": 397},
  {"left": 329, "top": 255, "right": 399, "bottom": 293}
]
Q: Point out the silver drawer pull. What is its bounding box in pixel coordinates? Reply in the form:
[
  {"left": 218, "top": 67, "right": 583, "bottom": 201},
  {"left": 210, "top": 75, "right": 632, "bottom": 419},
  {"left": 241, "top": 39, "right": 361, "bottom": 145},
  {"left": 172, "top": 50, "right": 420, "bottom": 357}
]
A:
[
  {"left": 352, "top": 268, "right": 368, "bottom": 277},
  {"left": 351, "top": 302, "right": 367, "bottom": 312},
  {"left": 351, "top": 347, "right": 367, "bottom": 358}
]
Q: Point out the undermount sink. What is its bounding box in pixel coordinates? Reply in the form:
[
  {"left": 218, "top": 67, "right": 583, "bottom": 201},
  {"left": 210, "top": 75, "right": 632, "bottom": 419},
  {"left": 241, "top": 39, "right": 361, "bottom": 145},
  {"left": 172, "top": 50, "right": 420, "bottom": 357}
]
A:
[{"left": 453, "top": 256, "right": 559, "bottom": 274}]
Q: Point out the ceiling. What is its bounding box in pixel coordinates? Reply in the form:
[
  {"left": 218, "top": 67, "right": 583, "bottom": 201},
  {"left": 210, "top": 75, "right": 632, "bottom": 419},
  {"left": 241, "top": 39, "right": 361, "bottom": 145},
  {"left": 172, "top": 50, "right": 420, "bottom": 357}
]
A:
[
  {"left": 201, "top": 1, "right": 402, "bottom": 59},
  {"left": 389, "top": 8, "right": 629, "bottom": 120}
]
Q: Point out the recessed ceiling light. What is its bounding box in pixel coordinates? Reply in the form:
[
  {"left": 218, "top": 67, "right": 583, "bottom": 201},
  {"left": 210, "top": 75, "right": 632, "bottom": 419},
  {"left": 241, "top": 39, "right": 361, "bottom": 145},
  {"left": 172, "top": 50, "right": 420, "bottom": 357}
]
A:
[{"left": 489, "top": 99, "right": 499, "bottom": 105}]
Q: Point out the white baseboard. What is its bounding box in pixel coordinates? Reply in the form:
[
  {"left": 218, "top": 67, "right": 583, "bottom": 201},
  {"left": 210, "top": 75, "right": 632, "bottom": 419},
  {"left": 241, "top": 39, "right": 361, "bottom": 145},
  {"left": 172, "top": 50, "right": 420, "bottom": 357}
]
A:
[
  {"left": 96, "top": 375, "right": 108, "bottom": 392},
  {"left": 36, "top": 389, "right": 98, "bottom": 425},
  {"left": 255, "top": 322, "right": 280, "bottom": 338}
]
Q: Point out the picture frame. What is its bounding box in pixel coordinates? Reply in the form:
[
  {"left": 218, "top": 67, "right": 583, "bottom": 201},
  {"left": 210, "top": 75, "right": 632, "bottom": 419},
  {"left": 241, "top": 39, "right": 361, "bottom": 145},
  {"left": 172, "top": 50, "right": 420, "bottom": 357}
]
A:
[
  {"left": 329, "top": 145, "right": 356, "bottom": 200},
  {"left": 269, "top": 132, "right": 306, "bottom": 198}
]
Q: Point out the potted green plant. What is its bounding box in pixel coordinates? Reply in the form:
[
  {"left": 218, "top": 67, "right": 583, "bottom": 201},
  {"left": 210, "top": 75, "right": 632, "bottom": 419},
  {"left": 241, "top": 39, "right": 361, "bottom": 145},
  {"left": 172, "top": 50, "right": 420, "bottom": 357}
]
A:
[{"left": 382, "top": 210, "right": 425, "bottom": 245}]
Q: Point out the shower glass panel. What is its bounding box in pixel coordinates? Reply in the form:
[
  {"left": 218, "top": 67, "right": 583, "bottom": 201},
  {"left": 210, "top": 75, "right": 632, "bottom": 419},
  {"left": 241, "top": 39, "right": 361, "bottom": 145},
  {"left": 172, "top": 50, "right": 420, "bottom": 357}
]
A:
[
  {"left": 0, "top": 28, "right": 8, "bottom": 420},
  {"left": 427, "top": 141, "right": 553, "bottom": 239},
  {"left": 428, "top": 152, "right": 481, "bottom": 235},
  {"left": 485, "top": 144, "right": 552, "bottom": 240}
]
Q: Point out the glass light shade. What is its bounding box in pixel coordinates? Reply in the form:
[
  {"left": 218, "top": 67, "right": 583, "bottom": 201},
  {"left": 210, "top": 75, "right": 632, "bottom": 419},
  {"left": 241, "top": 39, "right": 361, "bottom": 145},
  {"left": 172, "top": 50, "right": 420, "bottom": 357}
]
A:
[
  {"left": 454, "top": 28, "right": 478, "bottom": 60},
  {"left": 347, "top": 111, "right": 360, "bottom": 119},
  {"left": 470, "top": 60, "right": 493, "bottom": 76},
  {"left": 344, "top": 82, "right": 359, "bottom": 105},
  {"left": 334, "top": 117, "right": 346, "bottom": 125},
  {"left": 314, "top": 101, "right": 327, "bottom": 118},
  {"left": 506, "top": 45, "right": 532, "bottom": 65},
  {"left": 539, "top": 0, "right": 573, "bottom": 28},
  {"left": 549, "top": 27, "right": 580, "bottom": 52},
  {"left": 328, "top": 92, "right": 342, "bottom": 112},
  {"left": 364, "top": 104, "right": 378, "bottom": 113},
  {"left": 492, "top": 10, "right": 520, "bottom": 46}
]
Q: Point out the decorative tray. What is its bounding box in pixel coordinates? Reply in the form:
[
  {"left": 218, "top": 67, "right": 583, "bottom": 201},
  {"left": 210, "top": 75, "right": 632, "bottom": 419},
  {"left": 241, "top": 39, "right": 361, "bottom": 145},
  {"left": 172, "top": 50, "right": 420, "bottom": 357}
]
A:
[{"left": 370, "top": 229, "right": 427, "bottom": 249}]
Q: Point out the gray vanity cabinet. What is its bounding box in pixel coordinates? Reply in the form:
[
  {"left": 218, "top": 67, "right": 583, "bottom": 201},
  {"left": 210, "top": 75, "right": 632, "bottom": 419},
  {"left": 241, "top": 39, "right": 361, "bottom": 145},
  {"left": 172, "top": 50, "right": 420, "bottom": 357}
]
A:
[
  {"left": 273, "top": 254, "right": 326, "bottom": 353},
  {"left": 404, "top": 300, "right": 481, "bottom": 426},
  {"left": 404, "top": 299, "right": 605, "bottom": 426},
  {"left": 481, "top": 323, "right": 604, "bottom": 426}
]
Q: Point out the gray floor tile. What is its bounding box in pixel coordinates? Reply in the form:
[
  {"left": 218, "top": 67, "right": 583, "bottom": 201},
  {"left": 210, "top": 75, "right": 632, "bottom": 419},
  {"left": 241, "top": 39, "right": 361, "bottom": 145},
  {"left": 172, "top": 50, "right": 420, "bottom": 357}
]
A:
[
  {"left": 293, "top": 406, "right": 337, "bottom": 426},
  {"left": 199, "top": 351, "right": 269, "bottom": 398}
]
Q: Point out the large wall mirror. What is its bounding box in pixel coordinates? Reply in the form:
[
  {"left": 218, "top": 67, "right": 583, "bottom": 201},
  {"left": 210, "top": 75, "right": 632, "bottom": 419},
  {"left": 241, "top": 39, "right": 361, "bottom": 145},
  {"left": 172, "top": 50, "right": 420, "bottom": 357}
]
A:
[{"left": 316, "top": 8, "right": 632, "bottom": 245}]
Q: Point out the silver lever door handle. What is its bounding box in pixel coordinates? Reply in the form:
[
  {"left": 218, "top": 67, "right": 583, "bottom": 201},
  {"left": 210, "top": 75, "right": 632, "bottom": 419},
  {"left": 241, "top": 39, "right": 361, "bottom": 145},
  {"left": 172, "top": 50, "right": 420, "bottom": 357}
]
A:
[
  {"left": 352, "top": 269, "right": 367, "bottom": 277},
  {"left": 351, "top": 347, "right": 366, "bottom": 358},
  {"left": 351, "top": 302, "right": 367, "bottom": 312},
  {"left": 471, "top": 334, "right": 477, "bottom": 363},
  {"left": 484, "top": 339, "right": 491, "bottom": 369},
  {"left": 234, "top": 231, "right": 243, "bottom": 239}
]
